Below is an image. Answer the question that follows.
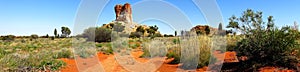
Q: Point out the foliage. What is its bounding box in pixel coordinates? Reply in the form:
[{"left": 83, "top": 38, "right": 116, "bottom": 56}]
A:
[
  {"left": 147, "top": 25, "right": 158, "bottom": 36},
  {"left": 61, "top": 27, "right": 71, "bottom": 37},
  {"left": 112, "top": 22, "right": 125, "bottom": 32},
  {"left": 30, "top": 34, "right": 39, "bottom": 39},
  {"left": 96, "top": 43, "right": 113, "bottom": 54},
  {"left": 226, "top": 9, "right": 300, "bottom": 71},
  {"left": 54, "top": 48, "right": 73, "bottom": 59},
  {"left": 0, "top": 38, "right": 74, "bottom": 71},
  {"left": 129, "top": 32, "right": 142, "bottom": 38},
  {"left": 153, "top": 33, "right": 162, "bottom": 37},
  {"left": 218, "top": 23, "right": 223, "bottom": 31},
  {"left": 1, "top": 35, "right": 15, "bottom": 41},
  {"left": 73, "top": 38, "right": 97, "bottom": 58},
  {"left": 136, "top": 26, "right": 146, "bottom": 35},
  {"left": 175, "top": 31, "right": 177, "bottom": 36},
  {"left": 81, "top": 27, "right": 112, "bottom": 42},
  {"left": 172, "top": 38, "right": 180, "bottom": 44},
  {"left": 164, "top": 34, "right": 174, "bottom": 37},
  {"left": 205, "top": 26, "right": 210, "bottom": 35},
  {"left": 54, "top": 28, "right": 58, "bottom": 38}
]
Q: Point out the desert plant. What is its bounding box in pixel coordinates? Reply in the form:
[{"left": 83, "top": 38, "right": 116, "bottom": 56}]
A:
[
  {"left": 1, "top": 35, "right": 15, "bottom": 41},
  {"left": 172, "top": 38, "right": 180, "bottom": 44},
  {"left": 54, "top": 28, "right": 58, "bottom": 38},
  {"left": 54, "top": 48, "right": 73, "bottom": 59},
  {"left": 61, "top": 26, "right": 71, "bottom": 37},
  {"left": 112, "top": 22, "right": 125, "bottom": 33},
  {"left": 129, "top": 32, "right": 142, "bottom": 38},
  {"left": 30, "top": 34, "right": 39, "bottom": 39},
  {"left": 81, "top": 27, "right": 112, "bottom": 42},
  {"left": 225, "top": 9, "right": 300, "bottom": 71}
]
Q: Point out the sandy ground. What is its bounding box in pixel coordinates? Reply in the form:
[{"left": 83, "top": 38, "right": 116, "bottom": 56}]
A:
[
  {"left": 60, "top": 50, "right": 210, "bottom": 72},
  {"left": 60, "top": 50, "right": 296, "bottom": 72}
]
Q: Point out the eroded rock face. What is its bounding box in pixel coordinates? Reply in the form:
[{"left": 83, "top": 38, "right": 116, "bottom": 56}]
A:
[
  {"left": 114, "top": 3, "right": 132, "bottom": 23},
  {"left": 114, "top": 4, "right": 122, "bottom": 20}
]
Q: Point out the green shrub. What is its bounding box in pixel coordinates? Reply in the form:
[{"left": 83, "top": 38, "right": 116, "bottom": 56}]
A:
[
  {"left": 95, "top": 43, "right": 103, "bottom": 47},
  {"left": 172, "top": 38, "right": 180, "bottom": 44},
  {"left": 129, "top": 32, "right": 142, "bottom": 38},
  {"left": 225, "top": 9, "right": 300, "bottom": 71},
  {"left": 39, "top": 59, "right": 66, "bottom": 71},
  {"left": 50, "top": 36, "right": 55, "bottom": 40},
  {"left": 30, "top": 34, "right": 39, "bottom": 39},
  {"left": 1, "top": 35, "right": 15, "bottom": 41},
  {"left": 54, "top": 48, "right": 73, "bottom": 59},
  {"left": 81, "top": 27, "right": 112, "bottom": 42},
  {"left": 164, "top": 34, "right": 174, "bottom": 37},
  {"left": 166, "top": 52, "right": 180, "bottom": 64},
  {"left": 96, "top": 43, "right": 113, "bottom": 54}
]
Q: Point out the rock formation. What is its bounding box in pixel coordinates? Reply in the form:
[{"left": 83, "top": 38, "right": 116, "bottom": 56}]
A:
[
  {"left": 114, "top": 3, "right": 133, "bottom": 23},
  {"left": 191, "top": 25, "right": 218, "bottom": 35}
]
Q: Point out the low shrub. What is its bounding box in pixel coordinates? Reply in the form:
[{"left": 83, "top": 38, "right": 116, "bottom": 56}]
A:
[
  {"left": 30, "top": 34, "right": 39, "bottom": 39},
  {"left": 1, "top": 35, "right": 15, "bottom": 41},
  {"left": 81, "top": 27, "right": 112, "bottom": 42},
  {"left": 54, "top": 48, "right": 73, "bottom": 59},
  {"left": 129, "top": 32, "right": 142, "bottom": 38}
]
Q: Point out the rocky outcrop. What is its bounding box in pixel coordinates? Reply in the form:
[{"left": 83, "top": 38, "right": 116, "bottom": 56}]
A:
[
  {"left": 191, "top": 25, "right": 218, "bottom": 35},
  {"left": 114, "top": 3, "right": 132, "bottom": 23}
]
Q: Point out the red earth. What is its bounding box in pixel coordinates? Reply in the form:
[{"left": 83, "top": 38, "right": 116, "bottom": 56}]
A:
[{"left": 60, "top": 51, "right": 296, "bottom": 72}]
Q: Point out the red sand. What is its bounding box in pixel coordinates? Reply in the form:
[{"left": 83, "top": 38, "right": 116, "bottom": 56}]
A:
[{"left": 60, "top": 51, "right": 295, "bottom": 72}]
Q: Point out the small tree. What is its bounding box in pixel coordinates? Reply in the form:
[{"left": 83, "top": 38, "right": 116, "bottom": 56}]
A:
[
  {"left": 46, "top": 34, "right": 49, "bottom": 38},
  {"left": 31, "top": 34, "right": 39, "bottom": 39},
  {"left": 61, "top": 27, "right": 71, "bottom": 37},
  {"left": 136, "top": 26, "right": 146, "bottom": 36},
  {"left": 147, "top": 25, "right": 159, "bottom": 37},
  {"left": 218, "top": 23, "right": 223, "bottom": 31},
  {"left": 1, "top": 35, "right": 15, "bottom": 41},
  {"left": 54, "top": 28, "right": 57, "bottom": 38},
  {"left": 175, "top": 31, "right": 177, "bottom": 36},
  {"left": 204, "top": 26, "right": 210, "bottom": 35},
  {"left": 225, "top": 9, "right": 300, "bottom": 71}
]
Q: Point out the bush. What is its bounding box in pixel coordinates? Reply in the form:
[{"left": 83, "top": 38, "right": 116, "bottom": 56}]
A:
[
  {"left": 97, "top": 43, "right": 113, "bottom": 54},
  {"left": 164, "top": 34, "right": 174, "bottom": 37},
  {"left": 54, "top": 48, "right": 73, "bottom": 59},
  {"left": 129, "top": 32, "right": 142, "bottom": 38},
  {"left": 39, "top": 59, "right": 66, "bottom": 71},
  {"left": 172, "top": 38, "right": 180, "bottom": 44},
  {"left": 30, "top": 34, "right": 39, "bottom": 39},
  {"left": 166, "top": 52, "right": 180, "bottom": 64},
  {"left": 81, "top": 27, "right": 112, "bottom": 42},
  {"left": 226, "top": 9, "right": 300, "bottom": 71},
  {"left": 1, "top": 35, "right": 15, "bottom": 41}
]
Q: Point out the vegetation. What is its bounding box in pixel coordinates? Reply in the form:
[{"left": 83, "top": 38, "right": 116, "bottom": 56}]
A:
[
  {"left": 30, "top": 34, "right": 39, "bottom": 39},
  {"left": 61, "top": 27, "right": 71, "bottom": 37},
  {"left": 0, "top": 38, "right": 72, "bottom": 71},
  {"left": 129, "top": 32, "right": 142, "bottom": 38},
  {"left": 81, "top": 27, "right": 112, "bottom": 42},
  {"left": 225, "top": 9, "right": 300, "bottom": 71},
  {"left": 136, "top": 26, "right": 146, "bottom": 36},
  {"left": 112, "top": 22, "right": 125, "bottom": 33},
  {"left": 54, "top": 28, "right": 58, "bottom": 38},
  {"left": 175, "top": 31, "right": 177, "bottom": 36},
  {"left": 1, "top": 35, "right": 15, "bottom": 41}
]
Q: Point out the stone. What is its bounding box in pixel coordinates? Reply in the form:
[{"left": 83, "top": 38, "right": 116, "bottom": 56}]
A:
[{"left": 114, "top": 3, "right": 133, "bottom": 23}]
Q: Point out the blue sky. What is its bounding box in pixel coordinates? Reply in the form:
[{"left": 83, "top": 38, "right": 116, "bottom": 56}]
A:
[{"left": 1, "top": 0, "right": 300, "bottom": 36}]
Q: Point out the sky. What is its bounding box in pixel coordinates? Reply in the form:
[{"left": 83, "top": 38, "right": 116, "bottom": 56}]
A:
[{"left": 0, "top": 0, "right": 300, "bottom": 36}]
